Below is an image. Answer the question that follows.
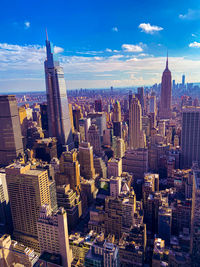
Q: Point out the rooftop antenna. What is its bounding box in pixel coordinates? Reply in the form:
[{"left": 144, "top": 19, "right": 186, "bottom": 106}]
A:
[
  {"left": 166, "top": 50, "right": 168, "bottom": 69},
  {"left": 46, "top": 28, "right": 48, "bottom": 41}
]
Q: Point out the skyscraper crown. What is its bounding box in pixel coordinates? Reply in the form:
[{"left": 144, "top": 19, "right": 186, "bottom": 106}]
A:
[
  {"left": 45, "top": 30, "right": 54, "bottom": 68},
  {"left": 163, "top": 52, "right": 171, "bottom": 74}
]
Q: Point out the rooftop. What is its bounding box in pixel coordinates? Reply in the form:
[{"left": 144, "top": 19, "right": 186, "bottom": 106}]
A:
[{"left": 39, "top": 251, "right": 62, "bottom": 265}]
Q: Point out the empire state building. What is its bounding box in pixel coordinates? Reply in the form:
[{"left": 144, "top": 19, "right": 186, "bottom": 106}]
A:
[
  {"left": 44, "top": 33, "right": 73, "bottom": 152},
  {"left": 159, "top": 55, "right": 172, "bottom": 119}
]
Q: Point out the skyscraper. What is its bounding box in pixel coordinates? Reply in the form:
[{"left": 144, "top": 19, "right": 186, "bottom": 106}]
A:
[
  {"left": 182, "top": 74, "right": 185, "bottom": 85},
  {"left": 78, "top": 142, "right": 96, "bottom": 179},
  {"left": 129, "top": 96, "right": 145, "bottom": 149},
  {"left": 94, "top": 99, "right": 103, "bottom": 112},
  {"left": 113, "top": 101, "right": 121, "bottom": 122},
  {"left": 137, "top": 87, "right": 145, "bottom": 112},
  {"left": 0, "top": 170, "right": 13, "bottom": 234},
  {"left": 158, "top": 205, "right": 172, "bottom": 245},
  {"left": 37, "top": 205, "right": 72, "bottom": 266},
  {"left": 159, "top": 55, "right": 172, "bottom": 119},
  {"left": 149, "top": 95, "right": 156, "bottom": 114},
  {"left": 190, "top": 170, "right": 200, "bottom": 265},
  {"left": 44, "top": 33, "right": 73, "bottom": 152},
  {"left": 0, "top": 95, "right": 23, "bottom": 166},
  {"left": 58, "top": 149, "right": 81, "bottom": 191},
  {"left": 88, "top": 124, "right": 102, "bottom": 156},
  {"left": 181, "top": 107, "right": 200, "bottom": 168},
  {"left": 6, "top": 163, "right": 51, "bottom": 251}
]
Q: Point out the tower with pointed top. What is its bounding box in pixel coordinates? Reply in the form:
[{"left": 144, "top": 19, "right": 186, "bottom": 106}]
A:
[
  {"left": 44, "top": 33, "right": 73, "bottom": 153},
  {"left": 159, "top": 54, "right": 172, "bottom": 119}
]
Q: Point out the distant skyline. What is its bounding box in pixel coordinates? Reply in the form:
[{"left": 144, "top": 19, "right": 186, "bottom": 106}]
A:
[{"left": 1, "top": 0, "right": 200, "bottom": 92}]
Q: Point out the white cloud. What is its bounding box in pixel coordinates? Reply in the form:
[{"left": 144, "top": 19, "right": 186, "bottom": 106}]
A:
[
  {"left": 2, "top": 42, "right": 200, "bottom": 91},
  {"left": 24, "top": 21, "right": 30, "bottom": 29},
  {"left": 138, "top": 23, "right": 163, "bottom": 34},
  {"left": 54, "top": 46, "right": 64, "bottom": 54},
  {"left": 179, "top": 9, "right": 200, "bottom": 20},
  {"left": 112, "top": 27, "right": 118, "bottom": 32},
  {"left": 105, "top": 48, "right": 112, "bottom": 52},
  {"left": 93, "top": 56, "right": 102, "bottom": 60},
  {"left": 189, "top": 41, "right": 200, "bottom": 48},
  {"left": 126, "top": 57, "right": 139, "bottom": 62},
  {"left": 122, "top": 44, "right": 143, "bottom": 52},
  {"left": 138, "top": 53, "right": 149, "bottom": 57},
  {"left": 192, "top": 33, "right": 197, "bottom": 37},
  {"left": 76, "top": 50, "right": 103, "bottom": 55}
]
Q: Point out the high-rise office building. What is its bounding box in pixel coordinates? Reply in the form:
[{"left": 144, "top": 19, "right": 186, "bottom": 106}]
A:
[
  {"left": 182, "top": 74, "right": 185, "bottom": 85},
  {"left": 159, "top": 55, "right": 172, "bottom": 119},
  {"left": 113, "top": 121, "right": 122, "bottom": 138},
  {"left": 181, "top": 107, "right": 200, "bottom": 168},
  {"left": 79, "top": 118, "right": 91, "bottom": 142},
  {"left": 33, "top": 137, "right": 57, "bottom": 163},
  {"left": 113, "top": 137, "right": 125, "bottom": 158},
  {"left": 129, "top": 90, "right": 133, "bottom": 109},
  {"left": 119, "top": 224, "right": 146, "bottom": 266},
  {"left": 68, "top": 103, "right": 75, "bottom": 134},
  {"left": 137, "top": 87, "right": 145, "bottom": 112},
  {"left": 149, "top": 95, "right": 156, "bottom": 114},
  {"left": 110, "top": 177, "right": 122, "bottom": 198},
  {"left": 40, "top": 103, "right": 48, "bottom": 136},
  {"left": 78, "top": 142, "right": 96, "bottom": 179},
  {"left": 122, "top": 148, "right": 148, "bottom": 178},
  {"left": 94, "top": 157, "right": 107, "bottom": 178},
  {"left": 94, "top": 99, "right": 103, "bottom": 112},
  {"left": 104, "top": 193, "right": 136, "bottom": 238},
  {"left": 0, "top": 95, "right": 23, "bottom": 166},
  {"left": 73, "top": 107, "right": 83, "bottom": 131},
  {"left": 44, "top": 34, "right": 73, "bottom": 152},
  {"left": 37, "top": 205, "right": 72, "bottom": 266},
  {"left": 56, "top": 184, "right": 82, "bottom": 230},
  {"left": 18, "top": 106, "right": 28, "bottom": 146},
  {"left": 158, "top": 205, "right": 172, "bottom": 245},
  {"left": 0, "top": 170, "right": 13, "bottom": 234},
  {"left": 143, "top": 173, "right": 156, "bottom": 207},
  {"left": 85, "top": 233, "right": 119, "bottom": 267},
  {"left": 87, "top": 112, "right": 106, "bottom": 138},
  {"left": 113, "top": 101, "right": 121, "bottom": 122},
  {"left": 190, "top": 170, "right": 200, "bottom": 265},
  {"left": 129, "top": 96, "right": 145, "bottom": 149},
  {"left": 107, "top": 158, "right": 122, "bottom": 178},
  {"left": 88, "top": 124, "right": 102, "bottom": 156},
  {"left": 5, "top": 163, "right": 51, "bottom": 251},
  {"left": 58, "top": 149, "right": 80, "bottom": 191}
]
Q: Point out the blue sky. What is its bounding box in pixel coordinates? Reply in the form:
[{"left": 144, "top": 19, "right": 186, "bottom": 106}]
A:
[{"left": 1, "top": 0, "right": 200, "bottom": 91}]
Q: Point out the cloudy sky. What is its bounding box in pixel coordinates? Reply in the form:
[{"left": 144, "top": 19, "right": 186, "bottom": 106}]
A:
[{"left": 1, "top": 0, "right": 200, "bottom": 92}]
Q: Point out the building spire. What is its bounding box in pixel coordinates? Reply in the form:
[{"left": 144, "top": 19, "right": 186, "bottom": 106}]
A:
[
  {"left": 45, "top": 30, "right": 54, "bottom": 68},
  {"left": 46, "top": 28, "right": 48, "bottom": 41},
  {"left": 166, "top": 50, "right": 168, "bottom": 70}
]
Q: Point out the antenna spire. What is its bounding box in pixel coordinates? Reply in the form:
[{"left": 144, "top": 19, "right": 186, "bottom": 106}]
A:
[
  {"left": 46, "top": 28, "right": 48, "bottom": 41},
  {"left": 166, "top": 50, "right": 168, "bottom": 69}
]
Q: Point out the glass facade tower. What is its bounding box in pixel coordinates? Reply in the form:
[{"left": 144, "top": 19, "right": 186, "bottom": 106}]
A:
[{"left": 44, "top": 34, "right": 73, "bottom": 152}]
